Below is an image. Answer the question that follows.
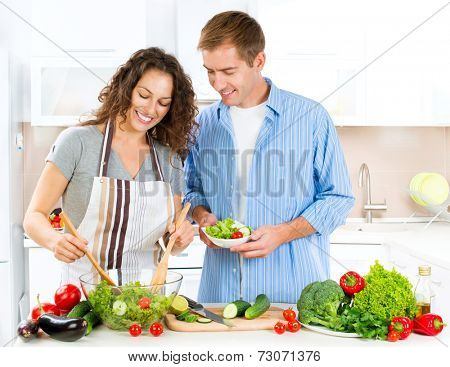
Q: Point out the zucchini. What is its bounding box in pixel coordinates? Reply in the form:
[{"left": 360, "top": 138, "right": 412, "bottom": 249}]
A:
[
  {"left": 223, "top": 300, "right": 251, "bottom": 319},
  {"left": 196, "top": 317, "right": 212, "bottom": 323},
  {"left": 67, "top": 300, "right": 91, "bottom": 318},
  {"left": 83, "top": 311, "right": 100, "bottom": 335},
  {"left": 244, "top": 294, "right": 270, "bottom": 320}
]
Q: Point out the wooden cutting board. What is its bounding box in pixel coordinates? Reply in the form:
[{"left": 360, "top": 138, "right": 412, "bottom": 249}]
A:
[{"left": 165, "top": 306, "right": 284, "bottom": 332}]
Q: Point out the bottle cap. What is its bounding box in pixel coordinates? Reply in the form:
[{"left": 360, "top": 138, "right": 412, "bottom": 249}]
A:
[{"left": 418, "top": 265, "right": 431, "bottom": 276}]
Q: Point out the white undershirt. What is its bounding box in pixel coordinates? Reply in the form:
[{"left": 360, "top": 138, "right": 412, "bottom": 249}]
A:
[{"left": 230, "top": 101, "right": 267, "bottom": 223}]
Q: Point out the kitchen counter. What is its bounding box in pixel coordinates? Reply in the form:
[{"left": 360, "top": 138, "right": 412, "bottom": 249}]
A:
[
  {"left": 13, "top": 304, "right": 448, "bottom": 348},
  {"left": 331, "top": 221, "right": 450, "bottom": 267}
]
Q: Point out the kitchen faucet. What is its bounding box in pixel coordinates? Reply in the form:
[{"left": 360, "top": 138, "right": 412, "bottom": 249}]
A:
[{"left": 358, "top": 163, "right": 387, "bottom": 223}]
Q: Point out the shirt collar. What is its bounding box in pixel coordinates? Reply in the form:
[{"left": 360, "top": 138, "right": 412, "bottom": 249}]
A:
[{"left": 217, "top": 77, "right": 282, "bottom": 122}]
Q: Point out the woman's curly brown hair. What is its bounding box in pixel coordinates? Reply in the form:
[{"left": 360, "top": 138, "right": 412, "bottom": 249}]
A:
[{"left": 80, "top": 47, "right": 198, "bottom": 160}]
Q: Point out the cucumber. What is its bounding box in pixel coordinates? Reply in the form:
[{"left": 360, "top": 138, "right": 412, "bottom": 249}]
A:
[
  {"left": 238, "top": 226, "right": 251, "bottom": 237},
  {"left": 196, "top": 317, "right": 212, "bottom": 323},
  {"left": 184, "top": 314, "right": 199, "bottom": 323},
  {"left": 223, "top": 300, "right": 251, "bottom": 319},
  {"left": 67, "top": 301, "right": 92, "bottom": 318},
  {"left": 176, "top": 310, "right": 191, "bottom": 321},
  {"left": 83, "top": 311, "right": 100, "bottom": 335},
  {"left": 244, "top": 294, "right": 270, "bottom": 320}
]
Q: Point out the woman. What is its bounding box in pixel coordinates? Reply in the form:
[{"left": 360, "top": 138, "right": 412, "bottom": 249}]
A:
[{"left": 23, "top": 48, "right": 197, "bottom": 284}]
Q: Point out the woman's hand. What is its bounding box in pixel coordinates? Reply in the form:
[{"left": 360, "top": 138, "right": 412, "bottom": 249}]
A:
[
  {"left": 50, "top": 233, "right": 88, "bottom": 263},
  {"left": 168, "top": 220, "right": 195, "bottom": 254}
]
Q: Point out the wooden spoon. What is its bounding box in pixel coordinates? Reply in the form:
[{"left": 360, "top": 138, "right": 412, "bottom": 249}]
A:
[
  {"left": 150, "top": 203, "right": 191, "bottom": 291},
  {"left": 60, "top": 212, "right": 117, "bottom": 287}
]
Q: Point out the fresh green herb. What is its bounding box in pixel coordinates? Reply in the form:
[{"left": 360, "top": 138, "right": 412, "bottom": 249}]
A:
[{"left": 353, "top": 261, "right": 418, "bottom": 321}]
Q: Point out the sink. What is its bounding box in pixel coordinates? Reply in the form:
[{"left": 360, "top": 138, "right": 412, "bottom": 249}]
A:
[{"left": 339, "top": 223, "right": 410, "bottom": 233}]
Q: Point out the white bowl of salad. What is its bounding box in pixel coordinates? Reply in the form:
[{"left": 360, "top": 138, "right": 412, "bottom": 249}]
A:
[{"left": 202, "top": 218, "right": 252, "bottom": 248}]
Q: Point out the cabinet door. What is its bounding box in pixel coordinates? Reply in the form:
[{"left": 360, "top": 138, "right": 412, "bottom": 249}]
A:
[
  {"left": 330, "top": 243, "right": 386, "bottom": 281},
  {"left": 0, "top": 262, "right": 13, "bottom": 347},
  {"left": 31, "top": 0, "right": 146, "bottom": 57},
  {"left": 28, "top": 247, "right": 63, "bottom": 306}
]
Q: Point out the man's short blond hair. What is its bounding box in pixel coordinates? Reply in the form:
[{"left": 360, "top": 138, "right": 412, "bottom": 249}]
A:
[{"left": 198, "top": 11, "right": 265, "bottom": 67}]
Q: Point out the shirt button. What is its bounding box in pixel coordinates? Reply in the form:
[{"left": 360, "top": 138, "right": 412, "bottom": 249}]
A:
[{"left": 233, "top": 268, "right": 237, "bottom": 273}]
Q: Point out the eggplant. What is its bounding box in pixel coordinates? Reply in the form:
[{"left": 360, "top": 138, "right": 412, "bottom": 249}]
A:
[
  {"left": 17, "top": 319, "right": 39, "bottom": 342},
  {"left": 38, "top": 314, "right": 87, "bottom": 342}
]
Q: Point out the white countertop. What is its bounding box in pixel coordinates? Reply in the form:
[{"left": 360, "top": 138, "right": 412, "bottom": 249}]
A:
[{"left": 13, "top": 304, "right": 448, "bottom": 348}]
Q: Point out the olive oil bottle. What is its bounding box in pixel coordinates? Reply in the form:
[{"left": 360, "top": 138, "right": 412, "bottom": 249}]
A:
[{"left": 414, "top": 265, "right": 434, "bottom": 317}]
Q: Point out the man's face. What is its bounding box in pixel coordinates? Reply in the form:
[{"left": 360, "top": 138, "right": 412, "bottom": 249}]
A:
[{"left": 202, "top": 44, "right": 264, "bottom": 108}]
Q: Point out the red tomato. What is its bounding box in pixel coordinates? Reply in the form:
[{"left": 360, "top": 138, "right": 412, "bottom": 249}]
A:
[
  {"left": 387, "top": 330, "right": 401, "bottom": 342},
  {"left": 149, "top": 322, "right": 164, "bottom": 337},
  {"left": 287, "top": 320, "right": 301, "bottom": 332},
  {"left": 274, "top": 321, "right": 286, "bottom": 335},
  {"left": 231, "top": 231, "right": 243, "bottom": 239},
  {"left": 31, "top": 303, "right": 61, "bottom": 320},
  {"left": 129, "top": 324, "right": 142, "bottom": 337},
  {"left": 54, "top": 284, "right": 81, "bottom": 311},
  {"left": 138, "top": 297, "right": 151, "bottom": 309},
  {"left": 283, "top": 308, "right": 296, "bottom": 322}
]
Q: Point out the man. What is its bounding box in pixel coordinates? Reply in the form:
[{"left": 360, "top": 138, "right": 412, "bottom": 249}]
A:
[{"left": 184, "top": 11, "right": 354, "bottom": 303}]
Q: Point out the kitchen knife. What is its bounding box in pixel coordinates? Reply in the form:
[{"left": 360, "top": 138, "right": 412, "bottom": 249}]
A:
[{"left": 181, "top": 295, "right": 235, "bottom": 327}]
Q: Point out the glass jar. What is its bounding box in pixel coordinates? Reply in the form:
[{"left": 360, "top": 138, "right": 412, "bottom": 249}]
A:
[{"left": 414, "top": 265, "right": 434, "bottom": 316}]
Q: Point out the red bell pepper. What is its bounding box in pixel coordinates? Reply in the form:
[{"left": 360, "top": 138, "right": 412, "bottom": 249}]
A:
[
  {"left": 413, "top": 314, "right": 446, "bottom": 336},
  {"left": 339, "top": 271, "right": 365, "bottom": 296},
  {"left": 389, "top": 317, "right": 413, "bottom": 340}
]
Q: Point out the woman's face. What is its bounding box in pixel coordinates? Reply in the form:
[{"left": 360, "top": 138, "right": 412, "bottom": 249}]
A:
[{"left": 125, "top": 68, "right": 173, "bottom": 133}]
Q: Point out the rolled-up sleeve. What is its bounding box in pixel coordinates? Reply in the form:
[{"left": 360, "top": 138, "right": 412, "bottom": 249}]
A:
[
  {"left": 301, "top": 108, "right": 355, "bottom": 235},
  {"left": 183, "top": 140, "right": 210, "bottom": 220}
]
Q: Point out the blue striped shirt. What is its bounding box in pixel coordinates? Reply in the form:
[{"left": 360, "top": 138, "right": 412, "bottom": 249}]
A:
[{"left": 184, "top": 78, "right": 354, "bottom": 303}]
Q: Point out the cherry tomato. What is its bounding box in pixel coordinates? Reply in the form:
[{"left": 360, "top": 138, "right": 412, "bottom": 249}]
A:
[
  {"left": 387, "top": 330, "right": 401, "bottom": 342},
  {"left": 129, "top": 324, "right": 142, "bottom": 337},
  {"left": 138, "top": 297, "right": 151, "bottom": 309},
  {"left": 54, "top": 284, "right": 81, "bottom": 311},
  {"left": 274, "top": 321, "right": 286, "bottom": 335},
  {"left": 283, "top": 308, "right": 296, "bottom": 322},
  {"left": 287, "top": 320, "right": 301, "bottom": 332},
  {"left": 231, "top": 231, "right": 243, "bottom": 239},
  {"left": 149, "top": 322, "right": 164, "bottom": 337},
  {"left": 31, "top": 303, "right": 61, "bottom": 321}
]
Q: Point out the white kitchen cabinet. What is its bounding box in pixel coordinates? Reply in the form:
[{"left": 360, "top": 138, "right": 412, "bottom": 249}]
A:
[
  {"left": 169, "top": 268, "right": 203, "bottom": 300},
  {"left": 0, "top": 262, "right": 13, "bottom": 347},
  {"left": 27, "top": 247, "right": 64, "bottom": 307},
  {"left": 30, "top": 56, "right": 126, "bottom": 126},
  {"left": 329, "top": 243, "right": 386, "bottom": 281},
  {"left": 254, "top": 0, "right": 450, "bottom": 126},
  {"left": 31, "top": 0, "right": 146, "bottom": 57}
]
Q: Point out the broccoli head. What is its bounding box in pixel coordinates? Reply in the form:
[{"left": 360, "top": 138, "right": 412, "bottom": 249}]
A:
[{"left": 297, "top": 280, "right": 345, "bottom": 330}]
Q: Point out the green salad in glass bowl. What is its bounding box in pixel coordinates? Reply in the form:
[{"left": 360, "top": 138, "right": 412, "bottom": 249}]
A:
[{"left": 79, "top": 269, "right": 182, "bottom": 331}]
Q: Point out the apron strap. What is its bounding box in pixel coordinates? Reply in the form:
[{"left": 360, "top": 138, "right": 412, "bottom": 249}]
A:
[
  {"left": 99, "top": 120, "right": 165, "bottom": 182},
  {"left": 99, "top": 121, "right": 114, "bottom": 177},
  {"left": 146, "top": 132, "right": 165, "bottom": 182}
]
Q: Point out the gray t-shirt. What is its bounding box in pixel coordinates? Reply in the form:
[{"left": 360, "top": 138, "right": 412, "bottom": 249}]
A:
[{"left": 46, "top": 125, "right": 184, "bottom": 228}]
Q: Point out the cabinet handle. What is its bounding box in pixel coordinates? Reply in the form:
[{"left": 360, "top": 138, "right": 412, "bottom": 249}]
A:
[
  {"left": 431, "top": 280, "right": 442, "bottom": 287},
  {"left": 176, "top": 253, "right": 188, "bottom": 257}
]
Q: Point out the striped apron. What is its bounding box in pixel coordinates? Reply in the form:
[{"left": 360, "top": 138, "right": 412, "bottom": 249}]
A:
[{"left": 61, "top": 121, "right": 174, "bottom": 285}]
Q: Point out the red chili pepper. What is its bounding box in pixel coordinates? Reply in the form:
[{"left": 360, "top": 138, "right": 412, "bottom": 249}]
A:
[
  {"left": 389, "top": 317, "right": 413, "bottom": 340},
  {"left": 413, "top": 314, "right": 446, "bottom": 336},
  {"left": 339, "top": 271, "right": 365, "bottom": 296}
]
